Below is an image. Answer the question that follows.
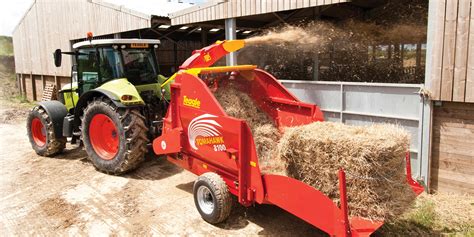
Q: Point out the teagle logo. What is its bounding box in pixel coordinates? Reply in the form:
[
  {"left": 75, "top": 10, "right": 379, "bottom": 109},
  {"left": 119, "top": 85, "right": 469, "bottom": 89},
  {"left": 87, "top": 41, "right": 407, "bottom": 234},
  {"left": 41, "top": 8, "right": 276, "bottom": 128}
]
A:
[{"left": 183, "top": 95, "right": 201, "bottom": 109}]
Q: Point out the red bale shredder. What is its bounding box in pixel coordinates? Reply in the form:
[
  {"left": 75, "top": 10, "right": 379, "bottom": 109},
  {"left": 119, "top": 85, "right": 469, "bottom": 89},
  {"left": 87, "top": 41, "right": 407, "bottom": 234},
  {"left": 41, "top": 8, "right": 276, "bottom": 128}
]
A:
[{"left": 153, "top": 40, "right": 424, "bottom": 236}]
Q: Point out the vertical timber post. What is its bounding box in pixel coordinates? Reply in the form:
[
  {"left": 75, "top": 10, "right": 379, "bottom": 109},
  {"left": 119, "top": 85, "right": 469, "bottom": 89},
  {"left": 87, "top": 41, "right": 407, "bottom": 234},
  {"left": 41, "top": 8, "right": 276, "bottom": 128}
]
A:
[
  {"left": 21, "top": 73, "right": 26, "bottom": 98},
  {"left": 41, "top": 75, "right": 45, "bottom": 90},
  {"left": 225, "top": 18, "right": 237, "bottom": 66},
  {"left": 31, "top": 72, "right": 36, "bottom": 101},
  {"left": 17, "top": 74, "right": 22, "bottom": 96},
  {"left": 54, "top": 74, "right": 60, "bottom": 93},
  {"left": 419, "top": 0, "right": 439, "bottom": 191}
]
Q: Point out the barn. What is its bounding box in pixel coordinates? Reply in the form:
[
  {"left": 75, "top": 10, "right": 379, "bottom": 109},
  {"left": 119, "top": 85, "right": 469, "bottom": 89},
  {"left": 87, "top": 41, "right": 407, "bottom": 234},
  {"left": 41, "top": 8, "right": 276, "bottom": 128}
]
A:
[
  {"left": 12, "top": 0, "right": 226, "bottom": 101},
  {"left": 12, "top": 0, "right": 473, "bottom": 195}
]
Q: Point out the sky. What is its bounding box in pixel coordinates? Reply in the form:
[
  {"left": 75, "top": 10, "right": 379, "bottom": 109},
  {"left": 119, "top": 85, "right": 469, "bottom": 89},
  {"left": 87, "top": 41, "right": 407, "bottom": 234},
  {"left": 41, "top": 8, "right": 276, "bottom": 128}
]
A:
[
  {"left": 0, "top": 0, "right": 206, "bottom": 37},
  {"left": 0, "top": 0, "right": 34, "bottom": 36}
]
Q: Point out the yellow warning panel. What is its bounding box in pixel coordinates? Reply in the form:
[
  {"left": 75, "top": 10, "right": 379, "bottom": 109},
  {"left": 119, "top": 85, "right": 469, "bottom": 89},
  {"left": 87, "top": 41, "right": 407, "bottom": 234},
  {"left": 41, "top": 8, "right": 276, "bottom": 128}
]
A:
[{"left": 131, "top": 43, "right": 148, "bottom": 48}]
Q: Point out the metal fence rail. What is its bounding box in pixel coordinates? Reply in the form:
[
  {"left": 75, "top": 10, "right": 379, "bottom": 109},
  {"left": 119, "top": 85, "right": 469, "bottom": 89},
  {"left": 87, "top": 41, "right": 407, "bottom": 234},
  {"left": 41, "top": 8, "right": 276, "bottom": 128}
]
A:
[{"left": 280, "top": 80, "right": 426, "bottom": 181}]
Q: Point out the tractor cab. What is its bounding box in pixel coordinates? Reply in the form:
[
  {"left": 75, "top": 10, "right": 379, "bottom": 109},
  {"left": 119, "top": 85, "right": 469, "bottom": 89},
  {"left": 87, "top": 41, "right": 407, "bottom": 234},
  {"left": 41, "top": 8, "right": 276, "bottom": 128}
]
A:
[
  {"left": 72, "top": 39, "right": 161, "bottom": 95},
  {"left": 54, "top": 38, "right": 168, "bottom": 112}
]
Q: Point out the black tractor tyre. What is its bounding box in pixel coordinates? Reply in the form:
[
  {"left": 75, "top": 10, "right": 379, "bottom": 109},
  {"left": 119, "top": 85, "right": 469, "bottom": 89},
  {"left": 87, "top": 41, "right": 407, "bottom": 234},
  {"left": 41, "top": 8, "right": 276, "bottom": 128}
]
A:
[
  {"left": 81, "top": 97, "right": 148, "bottom": 175},
  {"left": 193, "top": 172, "right": 233, "bottom": 224},
  {"left": 27, "top": 106, "right": 66, "bottom": 156}
]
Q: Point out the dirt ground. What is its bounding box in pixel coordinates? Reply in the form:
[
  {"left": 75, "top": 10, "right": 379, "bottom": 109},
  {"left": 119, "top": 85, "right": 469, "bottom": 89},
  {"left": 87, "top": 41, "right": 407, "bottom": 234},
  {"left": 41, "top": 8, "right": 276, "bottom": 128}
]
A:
[{"left": 0, "top": 105, "right": 324, "bottom": 236}]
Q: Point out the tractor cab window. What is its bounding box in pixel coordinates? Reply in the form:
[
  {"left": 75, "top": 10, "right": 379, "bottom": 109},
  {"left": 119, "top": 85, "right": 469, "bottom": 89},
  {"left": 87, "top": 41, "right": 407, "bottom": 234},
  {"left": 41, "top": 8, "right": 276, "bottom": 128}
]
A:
[
  {"left": 77, "top": 48, "right": 99, "bottom": 94},
  {"left": 122, "top": 48, "right": 158, "bottom": 85},
  {"left": 98, "top": 47, "right": 124, "bottom": 82}
]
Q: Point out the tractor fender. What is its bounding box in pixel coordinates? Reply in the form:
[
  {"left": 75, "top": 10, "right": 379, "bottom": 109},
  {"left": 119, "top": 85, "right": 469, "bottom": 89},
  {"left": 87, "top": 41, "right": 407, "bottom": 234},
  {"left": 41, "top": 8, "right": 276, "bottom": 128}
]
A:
[
  {"left": 36, "top": 100, "right": 68, "bottom": 138},
  {"left": 72, "top": 89, "right": 143, "bottom": 128}
]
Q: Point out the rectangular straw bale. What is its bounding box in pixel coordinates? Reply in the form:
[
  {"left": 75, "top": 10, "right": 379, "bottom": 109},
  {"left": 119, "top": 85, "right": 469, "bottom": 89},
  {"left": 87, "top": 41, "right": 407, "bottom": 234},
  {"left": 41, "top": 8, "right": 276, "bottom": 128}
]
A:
[
  {"left": 277, "top": 122, "right": 416, "bottom": 220},
  {"left": 213, "top": 81, "right": 416, "bottom": 220}
]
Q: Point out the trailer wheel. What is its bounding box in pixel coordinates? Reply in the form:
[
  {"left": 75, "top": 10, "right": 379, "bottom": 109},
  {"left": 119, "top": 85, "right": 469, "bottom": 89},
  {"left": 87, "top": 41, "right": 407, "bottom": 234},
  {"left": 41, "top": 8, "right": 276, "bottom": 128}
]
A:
[
  {"left": 193, "top": 172, "right": 232, "bottom": 224},
  {"left": 27, "top": 106, "right": 66, "bottom": 156},
  {"left": 82, "top": 97, "right": 148, "bottom": 175}
]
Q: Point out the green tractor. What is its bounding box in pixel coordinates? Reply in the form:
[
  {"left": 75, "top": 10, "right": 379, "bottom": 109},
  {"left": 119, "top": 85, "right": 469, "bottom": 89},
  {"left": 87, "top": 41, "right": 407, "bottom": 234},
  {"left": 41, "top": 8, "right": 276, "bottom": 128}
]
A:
[{"left": 26, "top": 38, "right": 170, "bottom": 174}]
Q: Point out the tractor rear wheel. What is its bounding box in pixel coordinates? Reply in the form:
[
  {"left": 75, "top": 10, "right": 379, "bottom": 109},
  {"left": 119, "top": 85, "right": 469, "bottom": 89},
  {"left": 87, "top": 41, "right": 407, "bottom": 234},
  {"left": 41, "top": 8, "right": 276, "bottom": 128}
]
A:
[
  {"left": 27, "top": 106, "right": 66, "bottom": 156},
  {"left": 82, "top": 97, "right": 148, "bottom": 175}
]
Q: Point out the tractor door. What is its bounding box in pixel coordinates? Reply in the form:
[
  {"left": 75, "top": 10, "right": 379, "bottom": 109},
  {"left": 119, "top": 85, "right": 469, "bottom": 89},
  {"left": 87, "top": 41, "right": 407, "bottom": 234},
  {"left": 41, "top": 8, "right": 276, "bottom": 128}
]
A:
[{"left": 77, "top": 48, "right": 99, "bottom": 95}]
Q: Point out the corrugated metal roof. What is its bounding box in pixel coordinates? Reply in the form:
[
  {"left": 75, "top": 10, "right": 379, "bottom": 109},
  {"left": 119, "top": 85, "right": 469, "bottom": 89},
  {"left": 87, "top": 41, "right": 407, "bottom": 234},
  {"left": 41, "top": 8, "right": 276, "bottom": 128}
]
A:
[{"left": 101, "top": 0, "right": 194, "bottom": 17}]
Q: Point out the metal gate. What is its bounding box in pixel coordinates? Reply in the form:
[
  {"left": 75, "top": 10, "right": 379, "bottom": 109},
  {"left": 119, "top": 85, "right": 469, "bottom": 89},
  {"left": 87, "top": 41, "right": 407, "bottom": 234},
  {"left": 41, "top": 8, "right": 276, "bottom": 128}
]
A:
[{"left": 280, "top": 80, "right": 429, "bottom": 185}]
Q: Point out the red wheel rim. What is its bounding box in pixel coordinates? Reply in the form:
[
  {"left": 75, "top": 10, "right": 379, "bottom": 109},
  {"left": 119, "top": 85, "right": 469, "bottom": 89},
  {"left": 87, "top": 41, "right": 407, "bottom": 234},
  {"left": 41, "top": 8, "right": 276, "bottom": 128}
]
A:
[
  {"left": 89, "top": 114, "right": 119, "bottom": 160},
  {"left": 31, "top": 118, "right": 46, "bottom": 147}
]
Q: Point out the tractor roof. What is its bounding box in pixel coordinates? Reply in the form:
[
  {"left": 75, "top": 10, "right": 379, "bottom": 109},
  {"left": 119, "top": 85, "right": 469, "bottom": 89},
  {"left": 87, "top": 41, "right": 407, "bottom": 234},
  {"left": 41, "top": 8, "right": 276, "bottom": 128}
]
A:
[{"left": 73, "top": 38, "right": 161, "bottom": 49}]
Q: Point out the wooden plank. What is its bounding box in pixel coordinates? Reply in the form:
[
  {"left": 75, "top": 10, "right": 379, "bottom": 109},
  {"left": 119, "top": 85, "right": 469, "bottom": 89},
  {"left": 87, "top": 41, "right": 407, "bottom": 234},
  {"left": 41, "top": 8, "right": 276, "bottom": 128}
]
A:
[
  {"left": 435, "top": 100, "right": 474, "bottom": 110},
  {"left": 272, "top": 0, "right": 278, "bottom": 12},
  {"left": 317, "top": 0, "right": 325, "bottom": 6},
  {"left": 211, "top": 5, "right": 216, "bottom": 20},
  {"left": 430, "top": 177, "right": 474, "bottom": 194},
  {"left": 441, "top": 0, "right": 459, "bottom": 101},
  {"left": 434, "top": 107, "right": 474, "bottom": 121},
  {"left": 251, "top": 0, "right": 256, "bottom": 15},
  {"left": 235, "top": 0, "right": 241, "bottom": 17},
  {"left": 278, "top": 0, "right": 284, "bottom": 11},
  {"left": 431, "top": 159, "right": 474, "bottom": 176},
  {"left": 232, "top": 0, "right": 237, "bottom": 17},
  {"left": 255, "top": 0, "right": 261, "bottom": 15},
  {"left": 432, "top": 149, "right": 474, "bottom": 170},
  {"left": 260, "top": 0, "right": 266, "bottom": 14},
  {"left": 466, "top": 0, "right": 474, "bottom": 102},
  {"left": 433, "top": 117, "right": 474, "bottom": 129},
  {"left": 441, "top": 1, "right": 458, "bottom": 101},
  {"left": 433, "top": 139, "right": 474, "bottom": 155},
  {"left": 297, "top": 0, "right": 304, "bottom": 9},
  {"left": 433, "top": 127, "right": 474, "bottom": 139},
  {"left": 429, "top": 0, "right": 447, "bottom": 100},
  {"left": 432, "top": 149, "right": 474, "bottom": 166},
  {"left": 283, "top": 0, "right": 290, "bottom": 10},
  {"left": 453, "top": 0, "right": 471, "bottom": 102},
  {"left": 223, "top": 1, "right": 228, "bottom": 18},
  {"left": 290, "top": 0, "right": 297, "bottom": 9},
  {"left": 433, "top": 138, "right": 474, "bottom": 154},
  {"left": 430, "top": 168, "right": 473, "bottom": 186}
]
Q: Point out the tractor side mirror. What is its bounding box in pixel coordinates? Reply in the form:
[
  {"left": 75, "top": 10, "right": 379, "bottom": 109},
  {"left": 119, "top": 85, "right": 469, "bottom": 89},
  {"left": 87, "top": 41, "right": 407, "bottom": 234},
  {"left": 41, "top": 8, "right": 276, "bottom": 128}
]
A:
[{"left": 54, "top": 49, "right": 62, "bottom": 67}]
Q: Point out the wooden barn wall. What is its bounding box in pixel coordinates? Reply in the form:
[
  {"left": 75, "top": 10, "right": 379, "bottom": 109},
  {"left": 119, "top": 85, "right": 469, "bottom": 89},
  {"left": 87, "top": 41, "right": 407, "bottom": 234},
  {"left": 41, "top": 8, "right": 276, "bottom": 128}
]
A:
[
  {"left": 428, "top": 0, "right": 474, "bottom": 102},
  {"left": 430, "top": 102, "right": 474, "bottom": 194},
  {"left": 12, "top": 0, "right": 151, "bottom": 77},
  {"left": 170, "top": 0, "right": 349, "bottom": 25}
]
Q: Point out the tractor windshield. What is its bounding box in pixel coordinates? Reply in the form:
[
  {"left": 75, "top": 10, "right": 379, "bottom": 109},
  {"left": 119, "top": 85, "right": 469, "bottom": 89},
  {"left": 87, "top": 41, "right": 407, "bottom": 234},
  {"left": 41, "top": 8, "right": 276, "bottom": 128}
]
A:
[{"left": 121, "top": 48, "right": 158, "bottom": 85}]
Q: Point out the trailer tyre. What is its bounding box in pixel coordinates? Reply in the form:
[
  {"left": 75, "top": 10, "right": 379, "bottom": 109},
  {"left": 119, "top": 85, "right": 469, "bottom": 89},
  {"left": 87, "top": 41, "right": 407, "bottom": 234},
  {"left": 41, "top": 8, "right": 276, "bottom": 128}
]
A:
[
  {"left": 193, "top": 172, "right": 232, "bottom": 224},
  {"left": 27, "top": 106, "right": 66, "bottom": 156}
]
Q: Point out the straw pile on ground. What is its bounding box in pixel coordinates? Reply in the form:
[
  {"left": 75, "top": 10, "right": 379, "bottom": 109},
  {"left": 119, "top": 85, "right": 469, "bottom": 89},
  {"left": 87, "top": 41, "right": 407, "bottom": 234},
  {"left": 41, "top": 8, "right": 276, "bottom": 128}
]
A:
[{"left": 213, "top": 82, "right": 416, "bottom": 220}]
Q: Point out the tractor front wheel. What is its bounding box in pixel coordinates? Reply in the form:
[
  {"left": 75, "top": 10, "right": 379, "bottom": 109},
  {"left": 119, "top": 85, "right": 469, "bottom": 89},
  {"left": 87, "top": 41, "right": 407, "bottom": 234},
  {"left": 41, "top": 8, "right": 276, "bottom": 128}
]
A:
[
  {"left": 82, "top": 97, "right": 148, "bottom": 174},
  {"left": 27, "top": 106, "right": 66, "bottom": 156}
]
